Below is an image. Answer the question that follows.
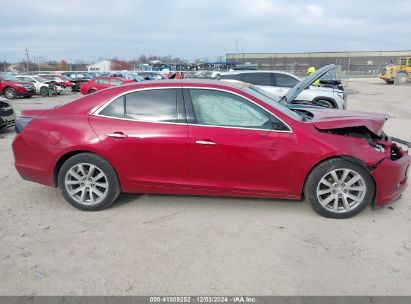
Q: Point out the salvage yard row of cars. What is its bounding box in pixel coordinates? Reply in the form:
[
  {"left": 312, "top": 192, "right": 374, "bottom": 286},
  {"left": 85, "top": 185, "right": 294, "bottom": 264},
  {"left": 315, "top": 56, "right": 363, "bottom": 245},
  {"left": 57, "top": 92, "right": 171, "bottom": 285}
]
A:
[
  {"left": 0, "top": 71, "right": 170, "bottom": 100},
  {"left": 7, "top": 65, "right": 410, "bottom": 218}
]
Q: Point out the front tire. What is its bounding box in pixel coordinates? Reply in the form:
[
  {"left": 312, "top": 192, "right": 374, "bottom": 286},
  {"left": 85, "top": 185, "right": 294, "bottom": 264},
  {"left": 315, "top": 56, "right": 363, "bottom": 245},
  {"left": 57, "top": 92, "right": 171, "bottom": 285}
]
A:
[
  {"left": 4, "top": 88, "right": 17, "bottom": 99},
  {"left": 304, "top": 159, "right": 375, "bottom": 219},
  {"left": 315, "top": 99, "right": 334, "bottom": 108},
  {"left": 88, "top": 89, "right": 96, "bottom": 94},
  {"left": 396, "top": 72, "right": 408, "bottom": 84},
  {"left": 58, "top": 153, "right": 121, "bottom": 211}
]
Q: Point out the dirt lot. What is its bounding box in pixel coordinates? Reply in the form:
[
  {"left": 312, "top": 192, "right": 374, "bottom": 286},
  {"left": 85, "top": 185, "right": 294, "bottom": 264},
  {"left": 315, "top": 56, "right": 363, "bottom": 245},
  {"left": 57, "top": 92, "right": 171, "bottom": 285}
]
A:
[{"left": 0, "top": 79, "right": 410, "bottom": 296}]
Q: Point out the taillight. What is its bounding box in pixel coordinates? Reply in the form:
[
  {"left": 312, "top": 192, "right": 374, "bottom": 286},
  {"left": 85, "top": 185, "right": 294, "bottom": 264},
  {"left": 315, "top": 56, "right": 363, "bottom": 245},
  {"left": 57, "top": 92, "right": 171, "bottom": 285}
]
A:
[{"left": 15, "top": 117, "right": 34, "bottom": 133}]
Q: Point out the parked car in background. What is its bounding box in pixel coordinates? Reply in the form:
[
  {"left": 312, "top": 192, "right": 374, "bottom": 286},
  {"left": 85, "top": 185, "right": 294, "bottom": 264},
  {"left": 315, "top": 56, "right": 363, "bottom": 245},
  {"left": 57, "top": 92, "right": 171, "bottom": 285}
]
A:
[
  {"left": 0, "top": 72, "right": 36, "bottom": 99},
  {"left": 80, "top": 76, "right": 134, "bottom": 95},
  {"left": 219, "top": 69, "right": 346, "bottom": 109},
  {"left": 12, "top": 66, "right": 410, "bottom": 218},
  {"left": 61, "top": 72, "right": 93, "bottom": 91},
  {"left": 124, "top": 73, "right": 145, "bottom": 82},
  {"left": 186, "top": 70, "right": 221, "bottom": 79},
  {"left": 38, "top": 74, "right": 77, "bottom": 93},
  {"left": 136, "top": 72, "right": 167, "bottom": 80},
  {"left": 15, "top": 75, "right": 50, "bottom": 96},
  {"left": 0, "top": 100, "right": 16, "bottom": 131}
]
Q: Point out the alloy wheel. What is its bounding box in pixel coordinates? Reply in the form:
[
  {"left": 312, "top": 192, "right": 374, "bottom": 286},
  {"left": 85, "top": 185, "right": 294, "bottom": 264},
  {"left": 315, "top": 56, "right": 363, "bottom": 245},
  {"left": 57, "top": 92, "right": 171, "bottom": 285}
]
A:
[
  {"left": 316, "top": 168, "right": 367, "bottom": 214},
  {"left": 64, "top": 163, "right": 109, "bottom": 205}
]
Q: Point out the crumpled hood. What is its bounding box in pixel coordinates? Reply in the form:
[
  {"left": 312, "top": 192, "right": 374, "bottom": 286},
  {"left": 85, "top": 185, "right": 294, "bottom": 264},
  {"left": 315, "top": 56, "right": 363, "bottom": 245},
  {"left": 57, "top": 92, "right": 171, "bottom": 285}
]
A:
[{"left": 308, "top": 109, "right": 389, "bottom": 136}]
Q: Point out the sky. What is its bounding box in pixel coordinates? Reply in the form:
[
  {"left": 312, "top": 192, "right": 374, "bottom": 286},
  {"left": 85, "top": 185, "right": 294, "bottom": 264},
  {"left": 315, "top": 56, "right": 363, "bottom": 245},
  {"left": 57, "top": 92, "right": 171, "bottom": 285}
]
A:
[{"left": 1, "top": 0, "right": 410, "bottom": 63}]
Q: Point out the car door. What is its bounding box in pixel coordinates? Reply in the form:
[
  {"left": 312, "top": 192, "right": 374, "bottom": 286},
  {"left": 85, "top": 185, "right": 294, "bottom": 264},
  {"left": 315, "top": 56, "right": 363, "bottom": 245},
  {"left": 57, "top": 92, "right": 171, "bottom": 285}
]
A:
[
  {"left": 89, "top": 88, "right": 190, "bottom": 192},
  {"left": 184, "top": 88, "right": 298, "bottom": 195}
]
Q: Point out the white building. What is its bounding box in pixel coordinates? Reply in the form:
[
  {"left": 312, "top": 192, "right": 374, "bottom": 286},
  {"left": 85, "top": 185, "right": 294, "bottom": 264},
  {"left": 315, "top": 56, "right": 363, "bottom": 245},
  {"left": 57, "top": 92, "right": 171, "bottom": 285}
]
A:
[{"left": 87, "top": 59, "right": 112, "bottom": 72}]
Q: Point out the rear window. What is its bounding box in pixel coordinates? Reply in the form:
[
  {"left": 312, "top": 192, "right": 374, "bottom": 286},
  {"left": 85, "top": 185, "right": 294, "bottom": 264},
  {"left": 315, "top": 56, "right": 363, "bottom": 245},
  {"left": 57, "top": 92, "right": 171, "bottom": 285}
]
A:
[
  {"left": 125, "top": 89, "right": 178, "bottom": 122},
  {"left": 98, "top": 89, "right": 178, "bottom": 123},
  {"left": 100, "top": 97, "right": 124, "bottom": 118}
]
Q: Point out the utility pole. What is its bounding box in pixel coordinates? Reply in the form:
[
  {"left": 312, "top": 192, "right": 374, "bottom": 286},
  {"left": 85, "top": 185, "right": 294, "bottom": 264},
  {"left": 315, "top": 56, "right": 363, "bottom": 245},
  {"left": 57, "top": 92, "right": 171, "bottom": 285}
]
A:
[
  {"left": 3, "top": 61, "right": 6, "bottom": 72},
  {"left": 235, "top": 40, "right": 239, "bottom": 53},
  {"left": 25, "top": 48, "right": 30, "bottom": 73}
]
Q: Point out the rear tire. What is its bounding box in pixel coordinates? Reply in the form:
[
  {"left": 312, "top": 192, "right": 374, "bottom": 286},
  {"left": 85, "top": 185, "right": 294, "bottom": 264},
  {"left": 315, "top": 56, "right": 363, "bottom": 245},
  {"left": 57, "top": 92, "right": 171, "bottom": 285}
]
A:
[
  {"left": 58, "top": 153, "right": 121, "bottom": 211},
  {"left": 385, "top": 80, "right": 394, "bottom": 84},
  {"left": 304, "top": 158, "right": 375, "bottom": 219},
  {"left": 40, "top": 86, "right": 48, "bottom": 96}
]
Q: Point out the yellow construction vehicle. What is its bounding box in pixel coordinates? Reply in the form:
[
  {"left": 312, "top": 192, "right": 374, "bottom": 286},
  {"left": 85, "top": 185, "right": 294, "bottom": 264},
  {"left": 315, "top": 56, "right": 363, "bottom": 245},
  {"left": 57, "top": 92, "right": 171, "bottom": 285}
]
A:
[{"left": 379, "top": 57, "right": 411, "bottom": 84}]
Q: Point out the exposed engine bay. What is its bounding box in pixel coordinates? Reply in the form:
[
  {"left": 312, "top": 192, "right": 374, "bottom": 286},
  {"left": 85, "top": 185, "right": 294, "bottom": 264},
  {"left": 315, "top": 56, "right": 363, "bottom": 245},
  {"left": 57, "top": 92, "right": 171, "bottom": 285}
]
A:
[{"left": 319, "top": 126, "right": 408, "bottom": 161}]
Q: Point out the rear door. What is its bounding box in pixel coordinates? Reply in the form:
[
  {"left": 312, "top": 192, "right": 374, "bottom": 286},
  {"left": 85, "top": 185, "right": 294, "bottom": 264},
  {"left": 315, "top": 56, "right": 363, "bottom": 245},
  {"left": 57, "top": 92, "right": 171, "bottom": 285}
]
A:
[{"left": 89, "top": 88, "right": 189, "bottom": 192}]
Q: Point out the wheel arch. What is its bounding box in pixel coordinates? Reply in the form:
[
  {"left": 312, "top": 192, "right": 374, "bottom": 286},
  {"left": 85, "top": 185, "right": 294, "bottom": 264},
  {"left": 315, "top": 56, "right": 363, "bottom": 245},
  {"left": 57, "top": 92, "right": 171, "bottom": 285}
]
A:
[
  {"left": 53, "top": 150, "right": 120, "bottom": 188},
  {"left": 301, "top": 155, "right": 377, "bottom": 202},
  {"left": 311, "top": 96, "right": 338, "bottom": 108}
]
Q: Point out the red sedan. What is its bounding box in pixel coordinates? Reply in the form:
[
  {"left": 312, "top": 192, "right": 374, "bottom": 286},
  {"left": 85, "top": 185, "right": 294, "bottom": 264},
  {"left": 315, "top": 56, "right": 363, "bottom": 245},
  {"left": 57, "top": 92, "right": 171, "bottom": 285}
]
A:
[
  {"left": 80, "top": 76, "right": 134, "bottom": 95},
  {"left": 12, "top": 69, "right": 410, "bottom": 218}
]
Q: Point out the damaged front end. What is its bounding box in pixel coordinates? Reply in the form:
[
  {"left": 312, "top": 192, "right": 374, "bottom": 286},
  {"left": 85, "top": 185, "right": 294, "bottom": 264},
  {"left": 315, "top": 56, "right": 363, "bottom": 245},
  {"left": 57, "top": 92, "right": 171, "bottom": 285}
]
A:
[{"left": 319, "top": 125, "right": 411, "bottom": 207}]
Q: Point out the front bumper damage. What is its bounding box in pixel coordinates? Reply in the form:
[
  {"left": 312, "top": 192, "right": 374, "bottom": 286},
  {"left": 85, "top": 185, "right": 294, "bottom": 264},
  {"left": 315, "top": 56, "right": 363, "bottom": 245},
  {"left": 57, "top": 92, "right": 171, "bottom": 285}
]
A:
[{"left": 371, "top": 137, "right": 411, "bottom": 207}]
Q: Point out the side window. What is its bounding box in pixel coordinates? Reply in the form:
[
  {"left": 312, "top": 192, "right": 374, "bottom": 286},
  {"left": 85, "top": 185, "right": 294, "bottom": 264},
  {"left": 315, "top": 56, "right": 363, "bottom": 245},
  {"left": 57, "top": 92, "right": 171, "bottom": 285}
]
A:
[
  {"left": 111, "top": 79, "right": 122, "bottom": 86},
  {"left": 96, "top": 78, "right": 109, "bottom": 85},
  {"left": 99, "top": 96, "right": 124, "bottom": 118},
  {"left": 125, "top": 89, "right": 178, "bottom": 122},
  {"left": 189, "top": 89, "right": 272, "bottom": 130},
  {"left": 275, "top": 74, "right": 299, "bottom": 88},
  {"left": 243, "top": 73, "right": 271, "bottom": 86}
]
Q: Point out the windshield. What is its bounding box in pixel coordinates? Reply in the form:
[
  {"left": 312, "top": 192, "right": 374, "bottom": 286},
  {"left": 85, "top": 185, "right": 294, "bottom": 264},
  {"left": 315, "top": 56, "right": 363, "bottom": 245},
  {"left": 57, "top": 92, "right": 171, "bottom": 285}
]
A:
[
  {"left": 245, "top": 85, "right": 302, "bottom": 121},
  {"left": 0, "top": 72, "right": 17, "bottom": 81}
]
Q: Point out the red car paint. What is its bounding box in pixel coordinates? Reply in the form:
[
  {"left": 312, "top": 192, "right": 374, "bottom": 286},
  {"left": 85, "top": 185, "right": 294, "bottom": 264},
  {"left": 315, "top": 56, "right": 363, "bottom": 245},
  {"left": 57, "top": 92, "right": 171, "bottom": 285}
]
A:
[
  {"left": 80, "top": 76, "right": 134, "bottom": 95},
  {"left": 38, "top": 74, "right": 76, "bottom": 88},
  {"left": 0, "top": 73, "right": 36, "bottom": 98},
  {"left": 12, "top": 80, "right": 410, "bottom": 207}
]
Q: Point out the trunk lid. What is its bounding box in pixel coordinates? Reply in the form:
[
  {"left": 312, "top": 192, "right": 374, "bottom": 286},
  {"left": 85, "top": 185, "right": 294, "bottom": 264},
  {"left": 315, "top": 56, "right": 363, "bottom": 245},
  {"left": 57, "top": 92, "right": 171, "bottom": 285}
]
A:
[{"left": 20, "top": 104, "right": 59, "bottom": 118}]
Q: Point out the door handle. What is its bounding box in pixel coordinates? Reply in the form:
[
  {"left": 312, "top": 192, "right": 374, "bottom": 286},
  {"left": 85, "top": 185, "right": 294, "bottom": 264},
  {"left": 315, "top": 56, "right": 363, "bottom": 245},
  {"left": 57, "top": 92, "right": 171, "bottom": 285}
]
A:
[
  {"left": 106, "top": 132, "right": 128, "bottom": 139},
  {"left": 196, "top": 140, "right": 216, "bottom": 145}
]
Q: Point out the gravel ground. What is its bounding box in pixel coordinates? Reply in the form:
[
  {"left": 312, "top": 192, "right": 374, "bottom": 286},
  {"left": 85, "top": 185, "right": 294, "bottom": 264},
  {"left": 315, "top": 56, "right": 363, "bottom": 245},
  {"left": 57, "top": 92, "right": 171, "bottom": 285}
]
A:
[{"left": 0, "top": 79, "right": 410, "bottom": 295}]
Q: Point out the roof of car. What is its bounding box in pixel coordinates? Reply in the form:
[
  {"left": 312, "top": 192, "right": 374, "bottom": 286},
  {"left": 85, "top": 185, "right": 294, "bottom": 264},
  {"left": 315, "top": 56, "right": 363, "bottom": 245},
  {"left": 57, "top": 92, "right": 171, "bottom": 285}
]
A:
[{"left": 121, "top": 79, "right": 248, "bottom": 90}]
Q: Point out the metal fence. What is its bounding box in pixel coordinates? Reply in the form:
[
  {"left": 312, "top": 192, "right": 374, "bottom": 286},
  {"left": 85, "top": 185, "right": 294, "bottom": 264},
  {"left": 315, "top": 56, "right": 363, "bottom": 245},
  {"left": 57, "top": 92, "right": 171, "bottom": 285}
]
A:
[{"left": 226, "top": 51, "right": 411, "bottom": 78}]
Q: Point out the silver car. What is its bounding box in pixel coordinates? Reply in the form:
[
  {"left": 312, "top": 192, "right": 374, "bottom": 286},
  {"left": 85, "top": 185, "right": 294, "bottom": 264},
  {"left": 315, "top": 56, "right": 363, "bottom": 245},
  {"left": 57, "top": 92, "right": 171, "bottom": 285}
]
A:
[{"left": 219, "top": 70, "right": 347, "bottom": 109}]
